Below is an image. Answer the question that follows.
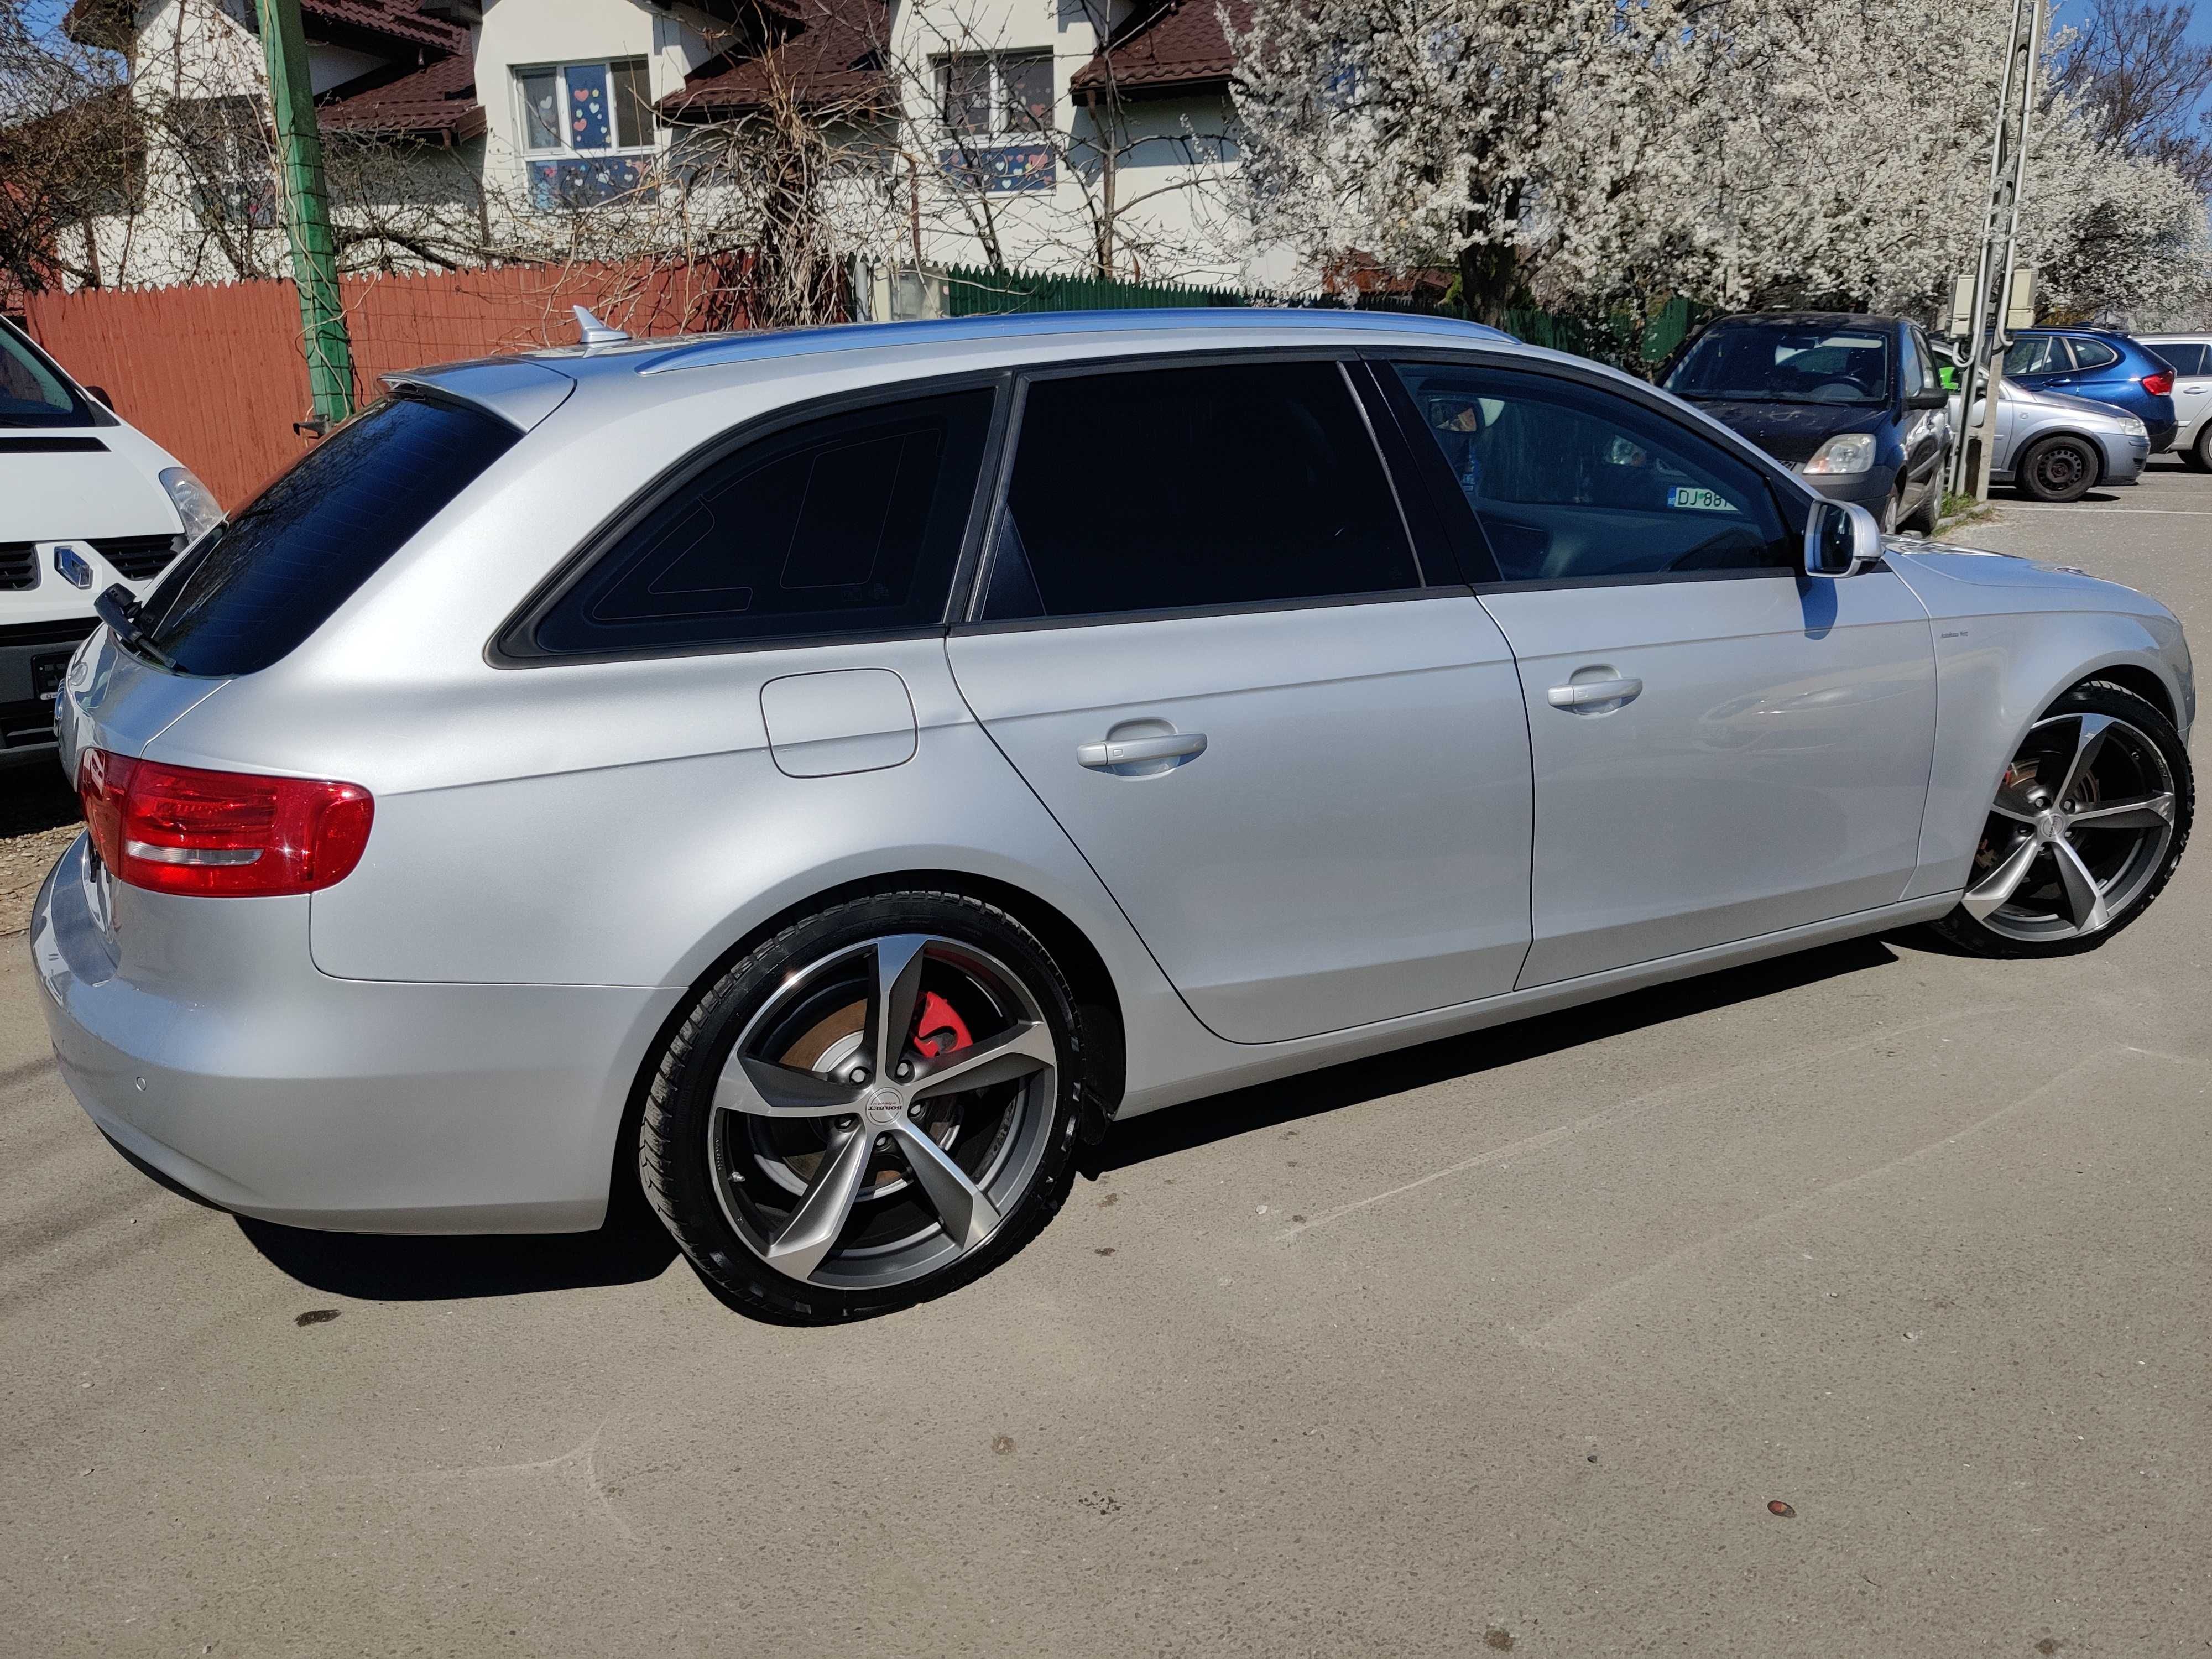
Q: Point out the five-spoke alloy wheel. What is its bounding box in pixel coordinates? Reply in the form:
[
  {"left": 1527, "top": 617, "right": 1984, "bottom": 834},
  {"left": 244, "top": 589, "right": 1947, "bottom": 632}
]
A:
[
  {"left": 1933, "top": 683, "right": 2192, "bottom": 956},
  {"left": 640, "top": 891, "right": 1086, "bottom": 1322}
]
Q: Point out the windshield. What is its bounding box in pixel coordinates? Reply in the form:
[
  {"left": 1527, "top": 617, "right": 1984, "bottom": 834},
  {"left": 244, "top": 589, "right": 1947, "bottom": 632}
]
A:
[
  {"left": 1666, "top": 325, "right": 1894, "bottom": 406},
  {"left": 0, "top": 318, "right": 92, "bottom": 426}
]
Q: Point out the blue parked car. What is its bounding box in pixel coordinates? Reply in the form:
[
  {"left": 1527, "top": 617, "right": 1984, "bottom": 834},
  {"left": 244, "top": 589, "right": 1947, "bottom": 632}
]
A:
[{"left": 2002, "top": 328, "right": 2178, "bottom": 452}]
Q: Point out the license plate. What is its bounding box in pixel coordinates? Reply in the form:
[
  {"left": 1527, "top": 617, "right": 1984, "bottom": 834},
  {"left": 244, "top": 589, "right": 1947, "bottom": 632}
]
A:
[{"left": 32, "top": 650, "right": 70, "bottom": 703}]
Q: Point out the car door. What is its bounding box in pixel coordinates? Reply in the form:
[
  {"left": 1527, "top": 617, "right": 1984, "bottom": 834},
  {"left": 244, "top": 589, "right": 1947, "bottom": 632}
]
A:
[
  {"left": 2047, "top": 334, "right": 2121, "bottom": 401},
  {"left": 2158, "top": 342, "right": 2212, "bottom": 440},
  {"left": 1385, "top": 358, "right": 1938, "bottom": 988},
  {"left": 1898, "top": 325, "right": 1949, "bottom": 508},
  {"left": 945, "top": 356, "right": 1533, "bottom": 1044}
]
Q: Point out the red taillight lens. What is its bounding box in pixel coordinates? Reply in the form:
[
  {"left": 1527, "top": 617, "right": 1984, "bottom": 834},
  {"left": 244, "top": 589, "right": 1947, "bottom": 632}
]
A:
[
  {"left": 2142, "top": 370, "right": 2173, "bottom": 397},
  {"left": 76, "top": 747, "right": 372, "bottom": 896}
]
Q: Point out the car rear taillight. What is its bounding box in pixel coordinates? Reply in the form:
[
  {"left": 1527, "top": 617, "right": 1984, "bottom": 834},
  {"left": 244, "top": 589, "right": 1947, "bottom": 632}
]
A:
[
  {"left": 76, "top": 747, "right": 372, "bottom": 897},
  {"left": 2142, "top": 369, "right": 2173, "bottom": 397}
]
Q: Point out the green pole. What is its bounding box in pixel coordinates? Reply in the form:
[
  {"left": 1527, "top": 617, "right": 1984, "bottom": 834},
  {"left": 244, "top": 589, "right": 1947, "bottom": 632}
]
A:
[{"left": 255, "top": 0, "right": 354, "bottom": 426}]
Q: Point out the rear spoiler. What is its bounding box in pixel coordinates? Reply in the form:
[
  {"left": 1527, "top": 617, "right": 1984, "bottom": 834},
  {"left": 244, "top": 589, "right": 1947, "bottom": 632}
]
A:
[{"left": 378, "top": 359, "right": 575, "bottom": 434}]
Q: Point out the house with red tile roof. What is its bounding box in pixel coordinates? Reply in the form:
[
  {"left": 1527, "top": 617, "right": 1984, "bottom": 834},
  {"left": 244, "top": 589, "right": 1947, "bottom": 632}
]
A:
[{"left": 57, "top": 0, "right": 1281, "bottom": 290}]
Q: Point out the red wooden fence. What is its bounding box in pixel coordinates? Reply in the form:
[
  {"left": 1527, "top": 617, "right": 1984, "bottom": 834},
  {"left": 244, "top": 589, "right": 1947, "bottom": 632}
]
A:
[{"left": 22, "top": 260, "right": 762, "bottom": 508}]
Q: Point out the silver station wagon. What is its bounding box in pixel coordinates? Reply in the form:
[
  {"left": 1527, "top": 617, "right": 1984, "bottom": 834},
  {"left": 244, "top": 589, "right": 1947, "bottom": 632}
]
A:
[{"left": 35, "top": 311, "right": 2195, "bottom": 1321}]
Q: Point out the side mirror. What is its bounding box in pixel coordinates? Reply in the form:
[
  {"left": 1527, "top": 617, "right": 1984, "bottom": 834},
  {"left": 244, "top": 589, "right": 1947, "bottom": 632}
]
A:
[
  {"left": 1803, "top": 499, "right": 1882, "bottom": 578},
  {"left": 84, "top": 385, "right": 114, "bottom": 409},
  {"left": 1906, "top": 387, "right": 1949, "bottom": 409}
]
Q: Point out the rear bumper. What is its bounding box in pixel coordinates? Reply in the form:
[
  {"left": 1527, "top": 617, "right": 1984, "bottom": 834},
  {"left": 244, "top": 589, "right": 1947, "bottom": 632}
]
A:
[
  {"left": 31, "top": 836, "right": 682, "bottom": 1233},
  {"left": 2146, "top": 422, "right": 2177, "bottom": 454}
]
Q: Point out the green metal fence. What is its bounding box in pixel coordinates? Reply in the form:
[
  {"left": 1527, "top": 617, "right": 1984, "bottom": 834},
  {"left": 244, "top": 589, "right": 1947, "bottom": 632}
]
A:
[
  {"left": 933, "top": 263, "right": 1710, "bottom": 379},
  {"left": 1501, "top": 294, "right": 1708, "bottom": 372},
  {"left": 940, "top": 264, "right": 1254, "bottom": 316}
]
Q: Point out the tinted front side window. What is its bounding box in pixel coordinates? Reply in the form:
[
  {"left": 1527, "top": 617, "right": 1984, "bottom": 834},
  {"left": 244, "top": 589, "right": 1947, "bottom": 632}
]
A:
[
  {"left": 141, "top": 394, "right": 518, "bottom": 676},
  {"left": 534, "top": 389, "right": 993, "bottom": 655},
  {"left": 2156, "top": 342, "right": 2208, "bottom": 375},
  {"left": 1395, "top": 362, "right": 1793, "bottom": 583},
  {"left": 982, "top": 360, "right": 1418, "bottom": 621}
]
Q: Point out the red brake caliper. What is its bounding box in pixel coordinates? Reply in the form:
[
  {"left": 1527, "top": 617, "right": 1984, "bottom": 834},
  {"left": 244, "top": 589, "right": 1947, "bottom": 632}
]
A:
[{"left": 913, "top": 990, "right": 973, "bottom": 1059}]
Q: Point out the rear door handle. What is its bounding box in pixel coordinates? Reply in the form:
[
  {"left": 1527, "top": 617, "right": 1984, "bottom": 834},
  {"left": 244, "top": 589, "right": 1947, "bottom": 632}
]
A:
[
  {"left": 1077, "top": 732, "right": 1207, "bottom": 769},
  {"left": 1547, "top": 677, "right": 1642, "bottom": 709}
]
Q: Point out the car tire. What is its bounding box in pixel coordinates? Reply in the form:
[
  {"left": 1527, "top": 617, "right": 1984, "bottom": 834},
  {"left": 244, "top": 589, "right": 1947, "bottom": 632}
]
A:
[
  {"left": 1927, "top": 682, "right": 2192, "bottom": 959},
  {"left": 2187, "top": 425, "right": 2212, "bottom": 473},
  {"left": 2014, "top": 435, "right": 2100, "bottom": 502},
  {"left": 639, "top": 888, "right": 1088, "bottom": 1322},
  {"left": 1900, "top": 479, "right": 1940, "bottom": 535}
]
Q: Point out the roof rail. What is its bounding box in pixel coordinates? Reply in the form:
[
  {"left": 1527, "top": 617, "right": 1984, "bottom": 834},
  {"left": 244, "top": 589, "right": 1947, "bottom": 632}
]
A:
[{"left": 634, "top": 308, "right": 1512, "bottom": 377}]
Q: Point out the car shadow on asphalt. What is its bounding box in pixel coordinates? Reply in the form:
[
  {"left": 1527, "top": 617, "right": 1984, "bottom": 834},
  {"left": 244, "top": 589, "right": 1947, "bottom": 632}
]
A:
[
  {"left": 1084, "top": 935, "right": 1899, "bottom": 1176},
  {"left": 232, "top": 936, "right": 1898, "bottom": 1298},
  {"left": 236, "top": 1201, "right": 679, "bottom": 1301}
]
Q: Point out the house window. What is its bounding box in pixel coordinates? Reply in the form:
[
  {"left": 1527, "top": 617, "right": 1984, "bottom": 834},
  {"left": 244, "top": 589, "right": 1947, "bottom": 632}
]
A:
[
  {"left": 936, "top": 51, "right": 1054, "bottom": 192},
  {"left": 518, "top": 59, "right": 656, "bottom": 209},
  {"left": 179, "top": 96, "right": 279, "bottom": 228}
]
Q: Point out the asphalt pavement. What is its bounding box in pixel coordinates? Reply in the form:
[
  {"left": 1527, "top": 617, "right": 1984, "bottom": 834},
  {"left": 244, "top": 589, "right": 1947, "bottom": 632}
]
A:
[{"left": 3, "top": 462, "right": 2207, "bottom": 1657}]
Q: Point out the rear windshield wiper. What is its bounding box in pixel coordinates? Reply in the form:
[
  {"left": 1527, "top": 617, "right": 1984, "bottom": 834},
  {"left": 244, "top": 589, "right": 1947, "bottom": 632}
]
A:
[{"left": 94, "top": 583, "right": 180, "bottom": 672}]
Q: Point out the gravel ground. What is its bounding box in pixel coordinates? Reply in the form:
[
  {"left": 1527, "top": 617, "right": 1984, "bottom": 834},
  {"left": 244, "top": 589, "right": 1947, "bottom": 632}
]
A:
[{"left": 0, "top": 765, "right": 80, "bottom": 936}]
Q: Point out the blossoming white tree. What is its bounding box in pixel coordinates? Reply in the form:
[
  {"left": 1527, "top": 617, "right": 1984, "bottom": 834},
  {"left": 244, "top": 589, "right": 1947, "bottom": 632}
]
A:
[{"left": 1230, "top": 0, "right": 2211, "bottom": 325}]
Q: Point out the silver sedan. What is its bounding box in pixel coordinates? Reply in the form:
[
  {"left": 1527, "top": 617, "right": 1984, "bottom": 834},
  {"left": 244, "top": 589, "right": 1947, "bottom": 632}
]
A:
[{"left": 34, "top": 311, "right": 2197, "bottom": 1321}]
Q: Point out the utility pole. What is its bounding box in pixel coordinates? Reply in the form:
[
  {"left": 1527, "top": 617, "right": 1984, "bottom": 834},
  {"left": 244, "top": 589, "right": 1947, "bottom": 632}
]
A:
[
  {"left": 255, "top": 0, "right": 354, "bottom": 428},
  {"left": 1948, "top": 0, "right": 2045, "bottom": 503}
]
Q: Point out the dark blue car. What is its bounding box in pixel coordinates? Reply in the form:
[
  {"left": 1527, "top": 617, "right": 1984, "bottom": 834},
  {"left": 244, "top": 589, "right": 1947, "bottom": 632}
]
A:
[
  {"left": 1661, "top": 312, "right": 1953, "bottom": 533},
  {"left": 2002, "top": 328, "right": 2178, "bottom": 452}
]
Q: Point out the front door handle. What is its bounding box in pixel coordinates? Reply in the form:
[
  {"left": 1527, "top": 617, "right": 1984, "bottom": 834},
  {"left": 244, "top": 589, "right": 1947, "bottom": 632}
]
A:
[
  {"left": 1077, "top": 732, "right": 1207, "bottom": 770},
  {"left": 1547, "top": 676, "right": 1642, "bottom": 710}
]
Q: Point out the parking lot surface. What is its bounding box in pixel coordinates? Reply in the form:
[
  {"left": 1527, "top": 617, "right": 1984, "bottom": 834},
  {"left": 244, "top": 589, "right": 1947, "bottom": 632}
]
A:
[{"left": 3, "top": 463, "right": 2207, "bottom": 1657}]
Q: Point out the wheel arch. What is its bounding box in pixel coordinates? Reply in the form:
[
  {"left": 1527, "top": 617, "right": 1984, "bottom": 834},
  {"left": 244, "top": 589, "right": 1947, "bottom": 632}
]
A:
[
  {"left": 608, "top": 865, "right": 1131, "bottom": 1211},
  {"left": 1906, "top": 603, "right": 2189, "bottom": 900},
  {"left": 2014, "top": 427, "right": 2107, "bottom": 488},
  {"left": 2068, "top": 661, "right": 2178, "bottom": 727}
]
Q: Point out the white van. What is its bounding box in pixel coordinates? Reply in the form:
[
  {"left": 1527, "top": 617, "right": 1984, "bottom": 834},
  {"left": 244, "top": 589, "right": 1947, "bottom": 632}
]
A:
[{"left": 1, "top": 314, "right": 222, "bottom": 768}]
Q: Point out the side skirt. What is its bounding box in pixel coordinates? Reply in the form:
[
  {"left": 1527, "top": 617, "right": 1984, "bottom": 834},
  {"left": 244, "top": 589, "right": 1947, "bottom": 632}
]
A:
[{"left": 1116, "top": 892, "right": 1962, "bottom": 1119}]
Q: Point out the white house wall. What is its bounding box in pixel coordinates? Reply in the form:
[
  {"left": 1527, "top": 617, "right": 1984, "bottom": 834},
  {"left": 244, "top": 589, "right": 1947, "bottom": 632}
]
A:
[{"left": 76, "top": 0, "right": 1293, "bottom": 290}]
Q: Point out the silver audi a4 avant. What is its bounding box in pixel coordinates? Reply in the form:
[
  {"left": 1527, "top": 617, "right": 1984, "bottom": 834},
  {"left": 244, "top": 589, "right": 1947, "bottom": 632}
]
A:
[{"left": 35, "top": 311, "right": 2196, "bottom": 1321}]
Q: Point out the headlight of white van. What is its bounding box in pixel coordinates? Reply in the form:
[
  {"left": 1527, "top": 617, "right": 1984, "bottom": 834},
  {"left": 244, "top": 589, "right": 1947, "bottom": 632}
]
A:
[
  {"left": 158, "top": 466, "right": 224, "bottom": 544},
  {"left": 1803, "top": 432, "right": 1876, "bottom": 475}
]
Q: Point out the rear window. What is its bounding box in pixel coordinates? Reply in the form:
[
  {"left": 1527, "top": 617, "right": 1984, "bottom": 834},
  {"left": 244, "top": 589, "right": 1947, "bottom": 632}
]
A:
[{"left": 138, "top": 393, "right": 518, "bottom": 677}]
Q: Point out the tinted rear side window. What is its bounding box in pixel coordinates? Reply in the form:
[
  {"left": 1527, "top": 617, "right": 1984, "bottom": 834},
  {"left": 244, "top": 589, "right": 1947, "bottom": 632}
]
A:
[
  {"left": 2153, "top": 342, "right": 2205, "bottom": 374},
  {"left": 141, "top": 393, "right": 518, "bottom": 676},
  {"left": 2067, "top": 337, "right": 2120, "bottom": 370},
  {"left": 982, "top": 360, "right": 1419, "bottom": 621},
  {"left": 531, "top": 388, "right": 994, "bottom": 655}
]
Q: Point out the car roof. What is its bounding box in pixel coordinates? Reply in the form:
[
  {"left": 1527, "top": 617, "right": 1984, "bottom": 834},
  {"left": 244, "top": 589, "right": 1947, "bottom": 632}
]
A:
[{"left": 387, "top": 307, "right": 1544, "bottom": 430}]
